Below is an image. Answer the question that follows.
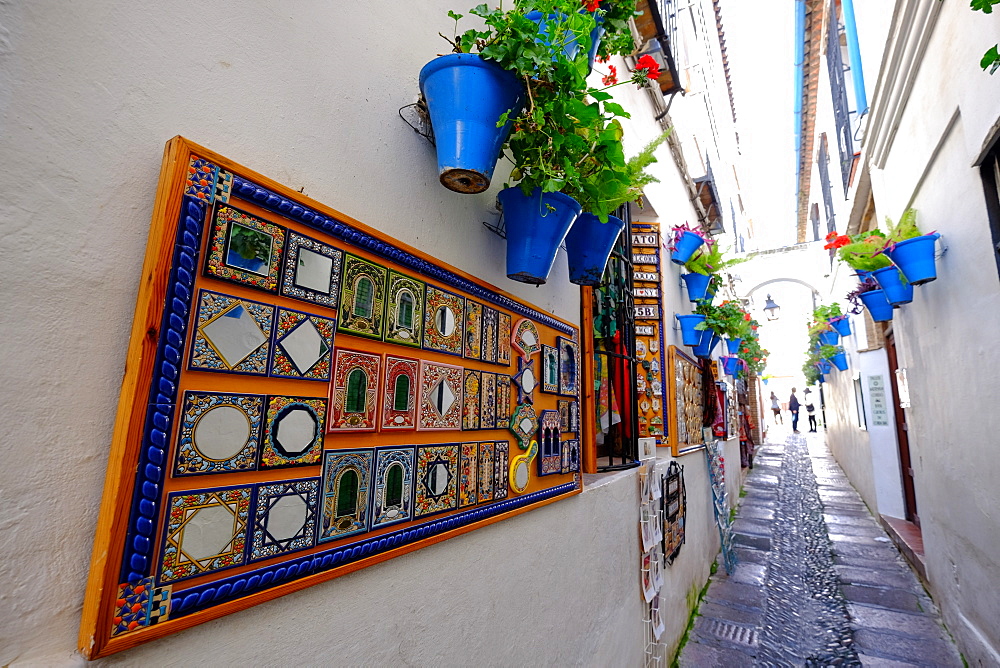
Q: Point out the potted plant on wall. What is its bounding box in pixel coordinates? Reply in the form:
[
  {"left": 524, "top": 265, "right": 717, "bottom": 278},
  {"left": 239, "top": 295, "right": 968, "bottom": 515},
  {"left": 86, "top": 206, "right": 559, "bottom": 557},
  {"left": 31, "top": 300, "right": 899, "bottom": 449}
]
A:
[
  {"left": 847, "top": 277, "right": 894, "bottom": 323},
  {"left": 882, "top": 208, "right": 941, "bottom": 285},
  {"left": 693, "top": 299, "right": 749, "bottom": 358},
  {"left": 668, "top": 223, "right": 711, "bottom": 265},
  {"left": 564, "top": 129, "right": 672, "bottom": 285},
  {"left": 681, "top": 244, "right": 749, "bottom": 302}
]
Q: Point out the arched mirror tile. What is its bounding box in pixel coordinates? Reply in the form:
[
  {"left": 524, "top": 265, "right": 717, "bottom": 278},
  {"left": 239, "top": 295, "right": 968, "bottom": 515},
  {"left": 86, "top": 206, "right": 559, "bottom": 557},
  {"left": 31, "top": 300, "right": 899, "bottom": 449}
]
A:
[
  {"left": 384, "top": 271, "right": 424, "bottom": 347},
  {"left": 329, "top": 349, "right": 381, "bottom": 431},
  {"left": 423, "top": 285, "right": 465, "bottom": 356},
  {"left": 319, "top": 449, "right": 373, "bottom": 542},
  {"left": 380, "top": 355, "right": 418, "bottom": 430},
  {"left": 337, "top": 254, "right": 386, "bottom": 340}
]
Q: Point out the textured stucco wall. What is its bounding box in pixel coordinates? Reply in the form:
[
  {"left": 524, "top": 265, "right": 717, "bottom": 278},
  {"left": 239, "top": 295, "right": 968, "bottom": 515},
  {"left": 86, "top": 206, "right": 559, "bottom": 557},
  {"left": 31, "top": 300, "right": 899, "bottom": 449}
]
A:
[{"left": 0, "top": 1, "right": 735, "bottom": 664}]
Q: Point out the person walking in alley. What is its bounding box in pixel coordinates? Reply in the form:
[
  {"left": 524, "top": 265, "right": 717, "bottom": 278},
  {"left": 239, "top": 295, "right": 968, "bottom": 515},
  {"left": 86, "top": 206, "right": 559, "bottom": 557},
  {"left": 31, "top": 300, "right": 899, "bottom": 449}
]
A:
[
  {"left": 789, "top": 388, "right": 801, "bottom": 434},
  {"left": 770, "top": 391, "right": 782, "bottom": 424},
  {"left": 804, "top": 387, "right": 817, "bottom": 432}
]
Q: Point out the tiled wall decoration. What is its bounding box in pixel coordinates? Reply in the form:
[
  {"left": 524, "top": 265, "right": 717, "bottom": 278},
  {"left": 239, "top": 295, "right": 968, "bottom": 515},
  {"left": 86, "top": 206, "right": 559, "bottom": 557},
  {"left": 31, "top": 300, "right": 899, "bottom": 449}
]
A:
[
  {"left": 81, "top": 140, "right": 582, "bottom": 658},
  {"left": 631, "top": 222, "right": 669, "bottom": 445},
  {"left": 538, "top": 410, "right": 562, "bottom": 476},
  {"left": 667, "top": 346, "right": 705, "bottom": 455}
]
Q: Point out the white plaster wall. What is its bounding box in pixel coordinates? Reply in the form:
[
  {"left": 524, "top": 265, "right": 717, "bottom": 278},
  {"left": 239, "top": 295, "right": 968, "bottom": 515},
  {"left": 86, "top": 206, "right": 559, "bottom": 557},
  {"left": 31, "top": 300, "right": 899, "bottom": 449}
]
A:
[
  {"left": 0, "top": 1, "right": 736, "bottom": 664},
  {"left": 844, "top": 3, "right": 1000, "bottom": 662}
]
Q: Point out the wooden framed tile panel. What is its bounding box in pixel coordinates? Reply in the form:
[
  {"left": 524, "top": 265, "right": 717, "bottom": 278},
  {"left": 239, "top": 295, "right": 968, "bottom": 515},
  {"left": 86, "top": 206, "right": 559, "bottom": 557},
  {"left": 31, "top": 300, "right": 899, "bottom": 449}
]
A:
[{"left": 80, "top": 138, "right": 582, "bottom": 658}]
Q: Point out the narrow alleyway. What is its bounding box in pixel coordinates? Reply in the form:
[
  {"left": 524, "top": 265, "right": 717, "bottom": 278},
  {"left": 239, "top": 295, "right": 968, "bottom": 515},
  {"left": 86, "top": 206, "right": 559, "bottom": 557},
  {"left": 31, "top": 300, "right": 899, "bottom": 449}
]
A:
[{"left": 679, "top": 431, "right": 963, "bottom": 667}]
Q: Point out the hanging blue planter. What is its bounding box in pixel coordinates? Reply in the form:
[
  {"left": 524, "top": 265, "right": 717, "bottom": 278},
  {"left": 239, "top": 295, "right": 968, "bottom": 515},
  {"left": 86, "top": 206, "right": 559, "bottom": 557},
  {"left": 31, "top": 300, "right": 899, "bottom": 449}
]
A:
[
  {"left": 818, "top": 330, "right": 840, "bottom": 346},
  {"left": 670, "top": 231, "right": 705, "bottom": 265},
  {"left": 499, "top": 187, "right": 581, "bottom": 285},
  {"left": 829, "top": 316, "right": 852, "bottom": 337},
  {"left": 726, "top": 337, "right": 742, "bottom": 354},
  {"left": 872, "top": 266, "right": 914, "bottom": 306},
  {"left": 681, "top": 272, "right": 712, "bottom": 302},
  {"left": 829, "top": 351, "right": 849, "bottom": 371},
  {"left": 676, "top": 314, "right": 707, "bottom": 346},
  {"left": 565, "top": 213, "right": 625, "bottom": 285},
  {"left": 858, "top": 289, "right": 894, "bottom": 322},
  {"left": 419, "top": 54, "right": 524, "bottom": 194},
  {"left": 885, "top": 233, "right": 941, "bottom": 285},
  {"left": 693, "top": 329, "right": 720, "bottom": 358},
  {"left": 722, "top": 356, "right": 740, "bottom": 376},
  {"left": 817, "top": 359, "right": 832, "bottom": 374},
  {"left": 855, "top": 270, "right": 873, "bottom": 282}
]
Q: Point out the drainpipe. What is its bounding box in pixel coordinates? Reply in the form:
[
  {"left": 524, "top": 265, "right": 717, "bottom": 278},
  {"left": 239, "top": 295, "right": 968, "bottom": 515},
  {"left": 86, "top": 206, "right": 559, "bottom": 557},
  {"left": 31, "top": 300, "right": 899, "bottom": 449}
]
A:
[
  {"left": 793, "top": 0, "right": 806, "bottom": 196},
  {"left": 841, "top": 0, "right": 868, "bottom": 115}
]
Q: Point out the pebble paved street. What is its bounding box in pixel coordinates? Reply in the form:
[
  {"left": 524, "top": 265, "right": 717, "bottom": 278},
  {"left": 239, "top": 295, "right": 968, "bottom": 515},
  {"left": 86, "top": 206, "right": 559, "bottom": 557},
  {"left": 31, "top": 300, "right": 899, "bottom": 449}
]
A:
[{"left": 679, "top": 431, "right": 963, "bottom": 667}]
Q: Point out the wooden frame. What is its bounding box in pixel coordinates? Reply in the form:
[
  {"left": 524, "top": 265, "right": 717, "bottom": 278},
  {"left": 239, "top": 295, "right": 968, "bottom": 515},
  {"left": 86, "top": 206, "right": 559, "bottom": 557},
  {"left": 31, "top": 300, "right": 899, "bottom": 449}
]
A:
[
  {"left": 666, "top": 345, "right": 705, "bottom": 456},
  {"left": 79, "top": 137, "right": 582, "bottom": 658}
]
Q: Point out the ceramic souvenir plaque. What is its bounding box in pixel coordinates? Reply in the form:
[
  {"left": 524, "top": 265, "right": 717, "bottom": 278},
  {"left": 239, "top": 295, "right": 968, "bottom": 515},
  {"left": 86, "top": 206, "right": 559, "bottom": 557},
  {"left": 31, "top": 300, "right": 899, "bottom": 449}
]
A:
[{"left": 384, "top": 271, "right": 424, "bottom": 347}]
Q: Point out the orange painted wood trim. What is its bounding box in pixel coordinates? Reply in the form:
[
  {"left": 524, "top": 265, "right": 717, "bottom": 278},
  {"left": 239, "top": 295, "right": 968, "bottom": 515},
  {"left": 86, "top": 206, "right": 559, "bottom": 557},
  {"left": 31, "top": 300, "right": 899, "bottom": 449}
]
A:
[{"left": 580, "top": 287, "right": 598, "bottom": 474}]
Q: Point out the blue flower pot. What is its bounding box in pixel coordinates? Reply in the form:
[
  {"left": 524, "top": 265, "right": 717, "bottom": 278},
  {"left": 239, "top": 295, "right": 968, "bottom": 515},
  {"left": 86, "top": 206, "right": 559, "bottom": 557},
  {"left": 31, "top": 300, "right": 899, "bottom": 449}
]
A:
[
  {"left": 722, "top": 356, "right": 740, "bottom": 376},
  {"left": 817, "top": 360, "right": 832, "bottom": 374},
  {"left": 565, "top": 213, "right": 625, "bottom": 285},
  {"left": 676, "top": 314, "right": 707, "bottom": 346},
  {"left": 670, "top": 231, "right": 705, "bottom": 265},
  {"left": 885, "top": 233, "right": 941, "bottom": 285},
  {"left": 858, "top": 289, "right": 894, "bottom": 322},
  {"left": 829, "top": 316, "right": 852, "bottom": 337},
  {"left": 499, "top": 187, "right": 581, "bottom": 285},
  {"left": 419, "top": 54, "right": 525, "bottom": 194},
  {"left": 726, "top": 337, "right": 742, "bottom": 355},
  {"left": 818, "top": 330, "right": 840, "bottom": 346},
  {"left": 855, "top": 270, "right": 873, "bottom": 282},
  {"left": 681, "top": 272, "right": 712, "bottom": 302},
  {"left": 872, "top": 266, "right": 914, "bottom": 306},
  {"left": 829, "top": 351, "right": 849, "bottom": 371},
  {"left": 693, "top": 330, "right": 720, "bottom": 358}
]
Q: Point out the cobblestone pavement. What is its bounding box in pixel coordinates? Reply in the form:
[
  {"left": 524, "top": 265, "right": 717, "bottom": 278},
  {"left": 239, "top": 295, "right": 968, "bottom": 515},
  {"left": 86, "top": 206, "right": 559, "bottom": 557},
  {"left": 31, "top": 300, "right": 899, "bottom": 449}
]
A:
[{"left": 678, "top": 432, "right": 963, "bottom": 667}]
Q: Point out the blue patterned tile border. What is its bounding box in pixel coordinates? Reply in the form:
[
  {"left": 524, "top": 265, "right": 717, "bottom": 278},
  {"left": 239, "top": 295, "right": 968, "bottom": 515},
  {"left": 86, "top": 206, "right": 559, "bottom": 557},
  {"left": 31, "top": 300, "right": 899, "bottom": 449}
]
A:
[
  {"left": 119, "top": 195, "right": 206, "bottom": 583},
  {"left": 229, "top": 176, "right": 573, "bottom": 335},
  {"left": 166, "top": 481, "right": 577, "bottom": 618}
]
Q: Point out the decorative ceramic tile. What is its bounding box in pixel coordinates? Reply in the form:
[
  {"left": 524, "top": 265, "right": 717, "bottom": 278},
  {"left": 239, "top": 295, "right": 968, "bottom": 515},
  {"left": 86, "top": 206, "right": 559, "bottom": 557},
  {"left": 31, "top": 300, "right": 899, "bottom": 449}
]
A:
[
  {"left": 538, "top": 410, "right": 562, "bottom": 476},
  {"left": 558, "top": 400, "right": 571, "bottom": 433},
  {"left": 494, "top": 441, "right": 509, "bottom": 500},
  {"left": 370, "top": 446, "right": 416, "bottom": 528},
  {"left": 477, "top": 441, "right": 495, "bottom": 501},
  {"left": 384, "top": 271, "right": 424, "bottom": 347},
  {"left": 458, "top": 442, "right": 478, "bottom": 507},
  {"left": 512, "top": 356, "right": 537, "bottom": 405},
  {"left": 189, "top": 290, "right": 273, "bottom": 375},
  {"left": 481, "top": 306, "right": 498, "bottom": 364},
  {"left": 462, "top": 369, "right": 481, "bottom": 431},
  {"left": 329, "top": 349, "right": 381, "bottom": 431},
  {"left": 280, "top": 232, "right": 343, "bottom": 309},
  {"left": 497, "top": 312, "right": 512, "bottom": 365},
  {"left": 496, "top": 375, "right": 512, "bottom": 428},
  {"left": 569, "top": 401, "right": 580, "bottom": 432},
  {"left": 270, "top": 307, "right": 335, "bottom": 381},
  {"left": 479, "top": 372, "right": 497, "bottom": 430},
  {"left": 418, "top": 361, "right": 463, "bottom": 430},
  {"left": 260, "top": 396, "right": 327, "bottom": 469},
  {"left": 464, "top": 300, "right": 483, "bottom": 360},
  {"left": 318, "top": 449, "right": 374, "bottom": 542},
  {"left": 184, "top": 157, "right": 220, "bottom": 203},
  {"left": 509, "top": 439, "right": 537, "bottom": 494},
  {"left": 562, "top": 438, "right": 581, "bottom": 474},
  {"left": 558, "top": 400, "right": 580, "bottom": 433},
  {"left": 205, "top": 203, "right": 286, "bottom": 292},
  {"left": 111, "top": 578, "right": 171, "bottom": 637},
  {"left": 558, "top": 336, "right": 580, "bottom": 397},
  {"left": 215, "top": 169, "right": 233, "bottom": 203},
  {"left": 249, "top": 478, "right": 319, "bottom": 561},
  {"left": 511, "top": 317, "right": 540, "bottom": 359},
  {"left": 338, "top": 254, "right": 387, "bottom": 340},
  {"left": 380, "top": 355, "right": 419, "bottom": 430},
  {"left": 414, "top": 444, "right": 459, "bottom": 517},
  {"left": 423, "top": 285, "right": 465, "bottom": 356},
  {"left": 509, "top": 403, "right": 538, "bottom": 447},
  {"left": 173, "top": 391, "right": 263, "bottom": 477},
  {"left": 541, "top": 344, "right": 559, "bottom": 393},
  {"left": 158, "top": 485, "right": 252, "bottom": 584}
]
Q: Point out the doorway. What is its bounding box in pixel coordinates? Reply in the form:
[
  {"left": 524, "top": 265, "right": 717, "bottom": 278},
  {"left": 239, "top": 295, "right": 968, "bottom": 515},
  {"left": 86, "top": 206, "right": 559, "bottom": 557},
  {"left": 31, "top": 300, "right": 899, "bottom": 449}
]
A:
[{"left": 884, "top": 332, "right": 918, "bottom": 525}]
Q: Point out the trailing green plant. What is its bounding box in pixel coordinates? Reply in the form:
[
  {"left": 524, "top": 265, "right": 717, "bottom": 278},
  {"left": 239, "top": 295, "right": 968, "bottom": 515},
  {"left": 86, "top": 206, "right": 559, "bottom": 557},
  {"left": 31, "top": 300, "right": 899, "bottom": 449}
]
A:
[
  {"left": 802, "top": 362, "right": 821, "bottom": 385},
  {"left": 695, "top": 300, "right": 753, "bottom": 340},
  {"left": 683, "top": 243, "right": 751, "bottom": 276},
  {"left": 845, "top": 277, "right": 879, "bottom": 314},
  {"left": 737, "top": 333, "right": 767, "bottom": 375},
  {"left": 817, "top": 343, "right": 842, "bottom": 360},
  {"left": 813, "top": 303, "right": 844, "bottom": 321},
  {"left": 807, "top": 320, "right": 833, "bottom": 337},
  {"left": 969, "top": 0, "right": 1000, "bottom": 74}
]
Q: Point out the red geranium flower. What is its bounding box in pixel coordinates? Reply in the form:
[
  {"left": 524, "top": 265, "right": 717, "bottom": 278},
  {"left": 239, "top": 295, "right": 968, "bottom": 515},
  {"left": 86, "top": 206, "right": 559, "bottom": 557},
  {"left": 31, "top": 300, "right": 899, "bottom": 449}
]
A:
[
  {"left": 583, "top": 0, "right": 600, "bottom": 11},
  {"left": 634, "top": 54, "right": 661, "bottom": 83},
  {"left": 602, "top": 64, "right": 618, "bottom": 86},
  {"left": 823, "top": 231, "right": 851, "bottom": 250}
]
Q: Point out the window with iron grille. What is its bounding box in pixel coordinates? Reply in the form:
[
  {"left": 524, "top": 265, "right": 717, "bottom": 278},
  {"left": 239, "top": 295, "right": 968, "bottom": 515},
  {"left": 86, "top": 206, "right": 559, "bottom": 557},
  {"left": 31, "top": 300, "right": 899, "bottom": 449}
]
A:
[
  {"left": 818, "top": 134, "right": 836, "bottom": 237},
  {"left": 826, "top": 2, "right": 854, "bottom": 194},
  {"left": 981, "top": 139, "right": 1000, "bottom": 279}
]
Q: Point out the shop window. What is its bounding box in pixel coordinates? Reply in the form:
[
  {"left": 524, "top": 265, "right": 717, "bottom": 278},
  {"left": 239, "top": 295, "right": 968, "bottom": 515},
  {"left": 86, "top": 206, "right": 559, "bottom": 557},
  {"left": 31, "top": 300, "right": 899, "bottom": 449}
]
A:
[
  {"left": 980, "top": 139, "right": 1000, "bottom": 279},
  {"left": 346, "top": 368, "right": 368, "bottom": 413}
]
